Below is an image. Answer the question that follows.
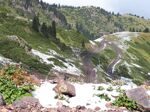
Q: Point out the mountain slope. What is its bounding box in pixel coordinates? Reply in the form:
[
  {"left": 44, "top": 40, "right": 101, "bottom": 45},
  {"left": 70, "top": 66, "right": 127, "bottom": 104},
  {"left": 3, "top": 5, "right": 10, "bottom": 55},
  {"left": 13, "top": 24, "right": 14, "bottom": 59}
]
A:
[
  {"left": 60, "top": 6, "right": 150, "bottom": 39},
  {"left": 0, "top": 0, "right": 150, "bottom": 84}
]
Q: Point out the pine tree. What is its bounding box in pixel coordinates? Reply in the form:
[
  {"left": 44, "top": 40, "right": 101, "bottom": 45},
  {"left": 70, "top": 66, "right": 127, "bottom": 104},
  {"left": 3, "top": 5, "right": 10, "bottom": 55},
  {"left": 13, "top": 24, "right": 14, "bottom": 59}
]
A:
[
  {"left": 51, "top": 21, "right": 56, "bottom": 38},
  {"left": 48, "top": 26, "right": 52, "bottom": 36},
  {"left": 32, "top": 15, "right": 40, "bottom": 32},
  {"left": 41, "top": 22, "right": 48, "bottom": 37}
]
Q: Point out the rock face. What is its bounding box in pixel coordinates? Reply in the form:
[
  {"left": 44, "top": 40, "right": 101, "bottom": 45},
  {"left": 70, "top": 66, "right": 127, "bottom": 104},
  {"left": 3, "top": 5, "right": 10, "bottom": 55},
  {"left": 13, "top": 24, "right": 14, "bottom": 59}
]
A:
[
  {"left": 53, "top": 79, "right": 76, "bottom": 97},
  {"left": 126, "top": 87, "right": 150, "bottom": 111},
  {"left": 0, "top": 94, "right": 5, "bottom": 106}
]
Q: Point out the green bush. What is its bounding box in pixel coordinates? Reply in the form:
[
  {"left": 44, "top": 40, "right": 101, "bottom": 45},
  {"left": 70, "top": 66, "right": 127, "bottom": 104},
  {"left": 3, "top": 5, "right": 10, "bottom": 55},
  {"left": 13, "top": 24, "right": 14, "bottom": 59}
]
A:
[
  {"left": 113, "top": 93, "right": 138, "bottom": 110},
  {"left": 97, "top": 93, "right": 111, "bottom": 101},
  {"left": 97, "top": 86, "right": 105, "bottom": 91},
  {"left": 0, "top": 77, "right": 33, "bottom": 104},
  {"left": 107, "top": 86, "right": 113, "bottom": 91}
]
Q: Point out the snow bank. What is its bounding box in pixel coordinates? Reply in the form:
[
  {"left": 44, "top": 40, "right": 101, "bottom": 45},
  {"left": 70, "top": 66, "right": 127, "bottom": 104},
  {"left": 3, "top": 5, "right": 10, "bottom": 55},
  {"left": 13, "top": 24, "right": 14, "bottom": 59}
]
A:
[{"left": 33, "top": 81, "right": 138, "bottom": 110}]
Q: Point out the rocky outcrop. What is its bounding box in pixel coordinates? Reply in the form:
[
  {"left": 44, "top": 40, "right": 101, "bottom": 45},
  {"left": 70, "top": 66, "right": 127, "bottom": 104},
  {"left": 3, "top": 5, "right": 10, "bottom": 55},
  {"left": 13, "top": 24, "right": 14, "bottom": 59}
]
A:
[
  {"left": 53, "top": 79, "right": 76, "bottom": 97},
  {"left": 126, "top": 87, "right": 150, "bottom": 111}
]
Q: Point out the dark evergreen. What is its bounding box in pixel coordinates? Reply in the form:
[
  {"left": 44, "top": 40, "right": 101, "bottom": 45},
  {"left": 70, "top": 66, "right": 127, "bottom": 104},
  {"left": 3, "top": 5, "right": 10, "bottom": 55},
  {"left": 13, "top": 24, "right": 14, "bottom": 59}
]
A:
[
  {"left": 51, "top": 21, "right": 56, "bottom": 38},
  {"left": 41, "top": 22, "right": 48, "bottom": 37},
  {"left": 32, "top": 15, "right": 40, "bottom": 32}
]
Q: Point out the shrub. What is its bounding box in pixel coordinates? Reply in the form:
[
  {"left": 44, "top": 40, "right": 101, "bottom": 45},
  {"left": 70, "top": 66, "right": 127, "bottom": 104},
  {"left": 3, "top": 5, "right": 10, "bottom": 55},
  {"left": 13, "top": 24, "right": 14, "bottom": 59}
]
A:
[
  {"left": 113, "top": 93, "right": 138, "bottom": 110},
  {"left": 0, "top": 65, "right": 34, "bottom": 104},
  {"left": 107, "top": 86, "right": 113, "bottom": 91},
  {"left": 97, "top": 86, "right": 105, "bottom": 91},
  {"left": 97, "top": 93, "right": 111, "bottom": 101}
]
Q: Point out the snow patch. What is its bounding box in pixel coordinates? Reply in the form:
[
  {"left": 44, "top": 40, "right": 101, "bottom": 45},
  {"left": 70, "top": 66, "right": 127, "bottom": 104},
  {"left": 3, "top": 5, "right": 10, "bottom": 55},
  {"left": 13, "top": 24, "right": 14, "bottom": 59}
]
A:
[
  {"left": 31, "top": 49, "right": 82, "bottom": 76},
  {"left": 89, "top": 40, "right": 96, "bottom": 45},
  {"left": 0, "top": 55, "right": 16, "bottom": 65},
  {"left": 94, "top": 37, "right": 104, "bottom": 42},
  {"left": 113, "top": 32, "right": 138, "bottom": 41},
  {"left": 131, "top": 63, "right": 142, "bottom": 68},
  {"left": 112, "top": 59, "right": 121, "bottom": 73},
  {"left": 33, "top": 82, "right": 138, "bottom": 110},
  {"left": 31, "top": 49, "right": 54, "bottom": 64},
  {"left": 53, "top": 62, "right": 82, "bottom": 76}
]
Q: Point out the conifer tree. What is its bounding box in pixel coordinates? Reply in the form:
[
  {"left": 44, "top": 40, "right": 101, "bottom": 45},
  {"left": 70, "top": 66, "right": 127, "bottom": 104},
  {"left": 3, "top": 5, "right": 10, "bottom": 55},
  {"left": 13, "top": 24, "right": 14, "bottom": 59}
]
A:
[
  {"left": 32, "top": 15, "right": 40, "bottom": 32},
  {"left": 51, "top": 21, "right": 56, "bottom": 38}
]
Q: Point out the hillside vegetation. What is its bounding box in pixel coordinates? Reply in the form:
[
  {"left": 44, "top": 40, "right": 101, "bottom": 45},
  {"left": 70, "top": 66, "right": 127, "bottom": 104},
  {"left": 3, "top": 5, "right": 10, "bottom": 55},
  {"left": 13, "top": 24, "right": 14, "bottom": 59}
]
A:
[{"left": 0, "top": 0, "right": 150, "bottom": 84}]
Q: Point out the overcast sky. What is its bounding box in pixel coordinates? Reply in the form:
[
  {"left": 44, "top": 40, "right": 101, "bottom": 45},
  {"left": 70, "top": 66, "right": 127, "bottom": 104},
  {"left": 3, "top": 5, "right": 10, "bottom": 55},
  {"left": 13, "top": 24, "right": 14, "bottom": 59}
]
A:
[{"left": 43, "top": 0, "right": 150, "bottom": 18}]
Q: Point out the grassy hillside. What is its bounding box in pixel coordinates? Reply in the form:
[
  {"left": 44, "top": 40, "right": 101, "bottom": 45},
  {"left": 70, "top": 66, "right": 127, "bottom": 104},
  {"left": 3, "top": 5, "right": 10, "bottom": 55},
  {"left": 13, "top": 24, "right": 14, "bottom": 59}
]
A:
[
  {"left": 92, "top": 32, "right": 150, "bottom": 84},
  {"left": 60, "top": 6, "right": 150, "bottom": 39},
  {"left": 0, "top": 6, "right": 87, "bottom": 75}
]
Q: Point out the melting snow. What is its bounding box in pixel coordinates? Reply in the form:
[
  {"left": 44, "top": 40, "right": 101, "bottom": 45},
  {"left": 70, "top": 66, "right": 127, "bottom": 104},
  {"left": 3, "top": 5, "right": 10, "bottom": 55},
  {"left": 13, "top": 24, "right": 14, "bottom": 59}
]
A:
[
  {"left": 131, "top": 63, "right": 142, "bottom": 68},
  {"left": 89, "top": 40, "right": 96, "bottom": 45},
  {"left": 113, "top": 32, "right": 138, "bottom": 41},
  {"left": 0, "top": 55, "right": 16, "bottom": 65},
  {"left": 31, "top": 49, "right": 54, "bottom": 64},
  {"left": 33, "top": 81, "right": 138, "bottom": 111},
  {"left": 112, "top": 59, "right": 121, "bottom": 73},
  {"left": 31, "top": 49, "right": 82, "bottom": 76},
  {"left": 94, "top": 37, "right": 104, "bottom": 42}
]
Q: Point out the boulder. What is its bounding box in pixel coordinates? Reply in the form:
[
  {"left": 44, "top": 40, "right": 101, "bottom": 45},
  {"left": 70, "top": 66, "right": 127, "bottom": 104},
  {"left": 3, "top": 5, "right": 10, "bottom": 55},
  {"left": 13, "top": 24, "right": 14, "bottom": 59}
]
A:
[
  {"left": 13, "top": 97, "right": 42, "bottom": 112},
  {"left": 126, "top": 87, "right": 150, "bottom": 111},
  {"left": 53, "top": 79, "right": 76, "bottom": 97},
  {"left": 0, "top": 94, "right": 5, "bottom": 106}
]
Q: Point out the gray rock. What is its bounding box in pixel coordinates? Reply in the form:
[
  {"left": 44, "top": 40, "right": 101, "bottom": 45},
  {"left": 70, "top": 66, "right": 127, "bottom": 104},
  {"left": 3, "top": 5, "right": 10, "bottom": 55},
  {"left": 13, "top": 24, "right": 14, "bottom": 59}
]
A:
[
  {"left": 126, "top": 87, "right": 150, "bottom": 111},
  {"left": 0, "top": 94, "right": 5, "bottom": 106},
  {"left": 53, "top": 79, "right": 76, "bottom": 97}
]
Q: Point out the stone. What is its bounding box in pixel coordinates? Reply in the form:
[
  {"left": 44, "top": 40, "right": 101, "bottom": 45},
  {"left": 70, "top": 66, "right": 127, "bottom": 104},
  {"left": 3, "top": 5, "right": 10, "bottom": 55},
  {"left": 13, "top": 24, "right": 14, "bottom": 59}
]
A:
[
  {"left": 53, "top": 80, "right": 76, "bottom": 97},
  {"left": 0, "top": 94, "right": 5, "bottom": 106},
  {"left": 13, "top": 97, "right": 42, "bottom": 112},
  {"left": 126, "top": 87, "right": 150, "bottom": 111},
  {"left": 94, "top": 106, "right": 101, "bottom": 111}
]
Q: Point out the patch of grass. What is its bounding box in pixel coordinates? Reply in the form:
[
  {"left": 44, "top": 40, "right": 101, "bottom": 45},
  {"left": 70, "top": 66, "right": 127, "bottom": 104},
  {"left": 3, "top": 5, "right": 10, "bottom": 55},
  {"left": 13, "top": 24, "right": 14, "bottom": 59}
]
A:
[
  {"left": 97, "top": 86, "right": 105, "bottom": 91},
  {"left": 113, "top": 93, "right": 138, "bottom": 110},
  {"left": 96, "top": 93, "right": 111, "bottom": 101},
  {"left": 107, "top": 86, "right": 113, "bottom": 91},
  {"left": 0, "top": 39, "right": 52, "bottom": 74},
  {"left": 48, "top": 58, "right": 66, "bottom": 68}
]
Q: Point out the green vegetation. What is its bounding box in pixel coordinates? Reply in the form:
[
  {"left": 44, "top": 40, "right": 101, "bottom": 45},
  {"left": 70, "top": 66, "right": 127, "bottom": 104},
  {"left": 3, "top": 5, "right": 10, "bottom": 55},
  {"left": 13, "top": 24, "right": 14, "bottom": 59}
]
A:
[
  {"left": 0, "top": 39, "right": 52, "bottom": 74},
  {"left": 107, "top": 86, "right": 113, "bottom": 91},
  {"left": 113, "top": 93, "right": 138, "bottom": 110},
  {"left": 60, "top": 6, "right": 150, "bottom": 39},
  {"left": 96, "top": 93, "right": 111, "bottom": 101},
  {"left": 97, "top": 86, "right": 105, "bottom": 91},
  {"left": 48, "top": 58, "right": 66, "bottom": 68},
  {"left": 0, "top": 65, "right": 34, "bottom": 104}
]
